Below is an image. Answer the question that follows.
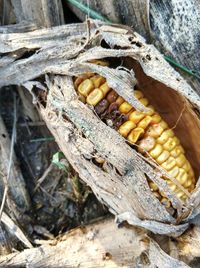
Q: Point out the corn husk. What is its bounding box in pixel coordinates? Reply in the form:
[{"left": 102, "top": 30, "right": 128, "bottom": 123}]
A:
[{"left": 0, "top": 20, "right": 200, "bottom": 237}]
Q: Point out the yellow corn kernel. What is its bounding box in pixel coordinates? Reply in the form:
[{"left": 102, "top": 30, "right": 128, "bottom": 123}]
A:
[
  {"left": 157, "top": 129, "right": 174, "bottom": 144},
  {"left": 134, "top": 90, "right": 143, "bottom": 99},
  {"left": 170, "top": 145, "right": 185, "bottom": 158},
  {"left": 183, "top": 178, "right": 193, "bottom": 188},
  {"left": 139, "top": 98, "right": 149, "bottom": 106},
  {"left": 137, "top": 116, "right": 152, "bottom": 129},
  {"left": 153, "top": 192, "right": 161, "bottom": 200},
  {"left": 162, "top": 156, "right": 176, "bottom": 171},
  {"left": 149, "top": 181, "right": 158, "bottom": 191},
  {"left": 138, "top": 136, "right": 156, "bottom": 153},
  {"left": 118, "top": 121, "right": 136, "bottom": 137},
  {"left": 182, "top": 194, "right": 188, "bottom": 201},
  {"left": 90, "top": 75, "right": 106, "bottom": 88},
  {"left": 163, "top": 137, "right": 178, "bottom": 151},
  {"left": 129, "top": 111, "right": 145, "bottom": 124},
  {"left": 99, "top": 82, "right": 111, "bottom": 96},
  {"left": 175, "top": 154, "right": 187, "bottom": 168},
  {"left": 159, "top": 120, "right": 168, "bottom": 130},
  {"left": 74, "top": 75, "right": 88, "bottom": 89},
  {"left": 173, "top": 136, "right": 180, "bottom": 146},
  {"left": 149, "top": 144, "right": 163, "bottom": 158},
  {"left": 127, "top": 127, "right": 144, "bottom": 143},
  {"left": 182, "top": 162, "right": 190, "bottom": 172},
  {"left": 89, "top": 59, "right": 109, "bottom": 66},
  {"left": 156, "top": 150, "right": 170, "bottom": 164},
  {"left": 175, "top": 190, "right": 185, "bottom": 199},
  {"left": 146, "top": 105, "right": 155, "bottom": 116},
  {"left": 87, "top": 88, "right": 104, "bottom": 106},
  {"left": 166, "top": 181, "right": 177, "bottom": 191},
  {"left": 146, "top": 124, "right": 164, "bottom": 138},
  {"left": 78, "top": 79, "right": 94, "bottom": 97},
  {"left": 189, "top": 184, "right": 195, "bottom": 193},
  {"left": 159, "top": 191, "right": 166, "bottom": 197},
  {"left": 176, "top": 168, "right": 188, "bottom": 185},
  {"left": 119, "top": 102, "right": 132, "bottom": 114},
  {"left": 188, "top": 168, "right": 195, "bottom": 179},
  {"left": 151, "top": 114, "right": 162, "bottom": 124},
  {"left": 116, "top": 96, "right": 124, "bottom": 106},
  {"left": 161, "top": 198, "right": 171, "bottom": 208},
  {"left": 95, "top": 157, "right": 105, "bottom": 164},
  {"left": 168, "top": 166, "right": 179, "bottom": 178}
]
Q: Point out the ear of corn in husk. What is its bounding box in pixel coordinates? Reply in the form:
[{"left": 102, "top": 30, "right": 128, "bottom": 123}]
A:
[{"left": 74, "top": 61, "right": 196, "bottom": 209}]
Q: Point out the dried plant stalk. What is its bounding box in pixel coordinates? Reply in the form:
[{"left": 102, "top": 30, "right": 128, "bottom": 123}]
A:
[{"left": 0, "top": 218, "right": 191, "bottom": 268}]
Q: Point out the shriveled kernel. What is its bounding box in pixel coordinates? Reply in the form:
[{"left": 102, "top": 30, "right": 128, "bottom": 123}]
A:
[
  {"left": 157, "top": 129, "right": 174, "bottom": 144},
  {"left": 100, "top": 82, "right": 111, "bottom": 96},
  {"left": 78, "top": 79, "right": 94, "bottom": 97},
  {"left": 127, "top": 128, "right": 144, "bottom": 143},
  {"left": 137, "top": 116, "right": 152, "bottom": 129},
  {"left": 146, "top": 124, "right": 164, "bottom": 138},
  {"left": 78, "top": 94, "right": 86, "bottom": 103},
  {"left": 162, "top": 156, "right": 176, "bottom": 171},
  {"left": 139, "top": 98, "right": 149, "bottom": 106},
  {"left": 138, "top": 136, "right": 156, "bottom": 153},
  {"left": 87, "top": 88, "right": 104, "bottom": 106},
  {"left": 151, "top": 114, "right": 162, "bottom": 124},
  {"left": 176, "top": 154, "right": 187, "bottom": 168},
  {"left": 95, "top": 99, "right": 109, "bottom": 115},
  {"left": 129, "top": 111, "right": 145, "bottom": 124},
  {"left": 118, "top": 121, "right": 136, "bottom": 137},
  {"left": 170, "top": 145, "right": 185, "bottom": 158},
  {"left": 149, "top": 144, "right": 163, "bottom": 158},
  {"left": 163, "top": 137, "right": 177, "bottom": 151},
  {"left": 116, "top": 96, "right": 124, "bottom": 106},
  {"left": 134, "top": 90, "right": 143, "bottom": 99},
  {"left": 90, "top": 75, "right": 106, "bottom": 88},
  {"left": 156, "top": 150, "right": 170, "bottom": 164},
  {"left": 149, "top": 182, "right": 158, "bottom": 191},
  {"left": 176, "top": 168, "right": 188, "bottom": 185},
  {"left": 119, "top": 102, "right": 132, "bottom": 114},
  {"left": 168, "top": 166, "right": 179, "bottom": 178},
  {"left": 106, "top": 90, "right": 118, "bottom": 103}
]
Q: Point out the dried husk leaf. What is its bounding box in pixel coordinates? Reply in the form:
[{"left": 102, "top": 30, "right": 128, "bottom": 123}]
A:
[{"left": 0, "top": 20, "right": 200, "bottom": 236}]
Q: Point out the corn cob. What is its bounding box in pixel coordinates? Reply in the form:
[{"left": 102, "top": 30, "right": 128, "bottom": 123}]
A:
[{"left": 74, "top": 62, "right": 196, "bottom": 208}]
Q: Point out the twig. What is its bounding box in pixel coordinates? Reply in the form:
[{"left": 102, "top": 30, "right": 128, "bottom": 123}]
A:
[
  {"left": 0, "top": 93, "right": 17, "bottom": 220},
  {"left": 34, "top": 163, "right": 54, "bottom": 192}
]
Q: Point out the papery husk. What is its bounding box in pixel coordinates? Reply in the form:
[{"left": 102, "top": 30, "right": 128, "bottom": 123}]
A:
[{"left": 0, "top": 20, "right": 200, "bottom": 237}]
